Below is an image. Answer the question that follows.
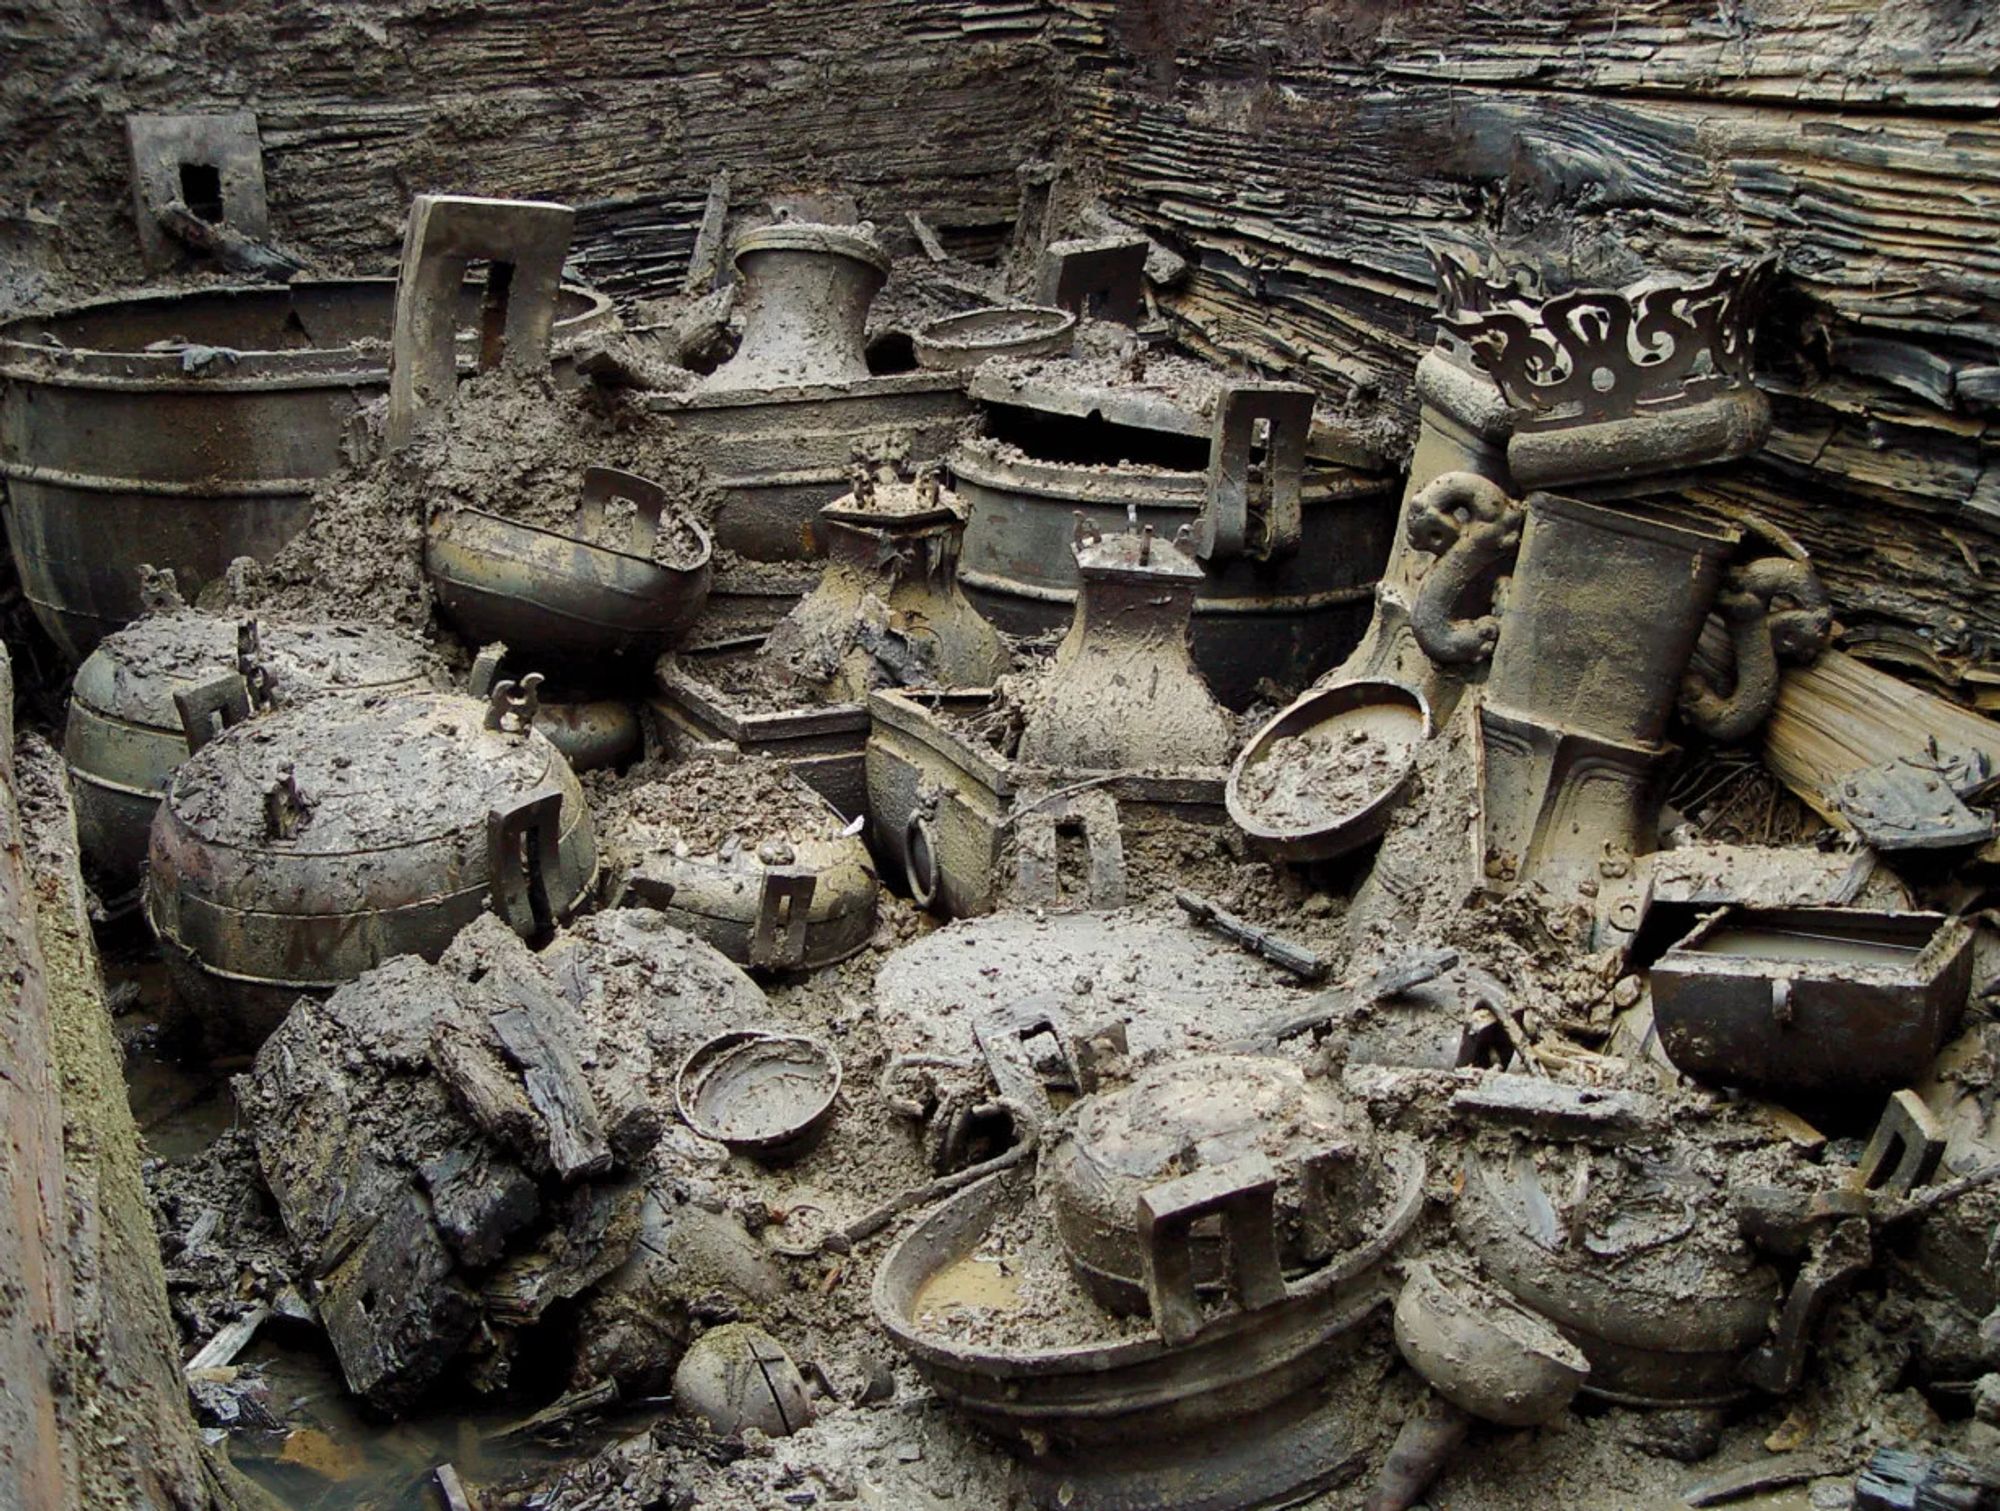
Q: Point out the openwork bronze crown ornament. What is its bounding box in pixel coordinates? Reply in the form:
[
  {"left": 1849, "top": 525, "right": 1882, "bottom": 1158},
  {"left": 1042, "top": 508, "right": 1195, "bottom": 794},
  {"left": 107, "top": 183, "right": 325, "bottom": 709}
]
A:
[
  {"left": 1434, "top": 251, "right": 1779, "bottom": 428},
  {"left": 1428, "top": 242, "right": 1542, "bottom": 320}
]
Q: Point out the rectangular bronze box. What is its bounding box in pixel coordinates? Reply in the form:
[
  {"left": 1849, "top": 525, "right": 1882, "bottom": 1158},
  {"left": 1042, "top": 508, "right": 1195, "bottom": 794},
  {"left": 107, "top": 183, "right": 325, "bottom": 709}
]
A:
[
  {"left": 866, "top": 687, "right": 1227, "bottom": 918},
  {"left": 647, "top": 645, "right": 868, "bottom": 818},
  {"left": 1650, "top": 906, "right": 1973, "bottom": 1094}
]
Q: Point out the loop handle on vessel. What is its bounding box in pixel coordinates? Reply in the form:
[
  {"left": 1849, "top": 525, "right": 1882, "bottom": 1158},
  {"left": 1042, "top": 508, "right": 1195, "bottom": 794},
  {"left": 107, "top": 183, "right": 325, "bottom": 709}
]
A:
[
  {"left": 1295, "top": 1143, "right": 1358, "bottom": 1264},
  {"left": 750, "top": 867, "right": 818, "bottom": 971},
  {"left": 972, "top": 1014, "right": 1059, "bottom": 1137},
  {"left": 1010, "top": 787, "right": 1127, "bottom": 911},
  {"left": 137, "top": 562, "right": 186, "bottom": 615},
  {"left": 387, "top": 193, "right": 576, "bottom": 451},
  {"left": 236, "top": 618, "right": 277, "bottom": 712},
  {"left": 262, "top": 762, "right": 310, "bottom": 841},
  {"left": 1195, "top": 382, "right": 1314, "bottom": 564},
  {"left": 1137, "top": 1151, "right": 1288, "bottom": 1346},
  {"left": 488, "top": 785, "right": 565, "bottom": 941},
  {"left": 1770, "top": 976, "right": 1795, "bottom": 1028},
  {"left": 903, "top": 810, "right": 941, "bottom": 910},
  {"left": 1681, "top": 554, "right": 1831, "bottom": 743},
  {"left": 578, "top": 465, "right": 670, "bottom": 557},
  {"left": 174, "top": 671, "right": 254, "bottom": 752}
]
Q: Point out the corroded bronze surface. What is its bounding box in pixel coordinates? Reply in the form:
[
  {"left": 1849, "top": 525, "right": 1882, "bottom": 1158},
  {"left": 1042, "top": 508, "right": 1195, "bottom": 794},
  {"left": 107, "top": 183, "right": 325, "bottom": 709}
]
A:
[
  {"left": 146, "top": 687, "right": 596, "bottom": 1046},
  {"left": 0, "top": 278, "right": 614, "bottom": 661}
]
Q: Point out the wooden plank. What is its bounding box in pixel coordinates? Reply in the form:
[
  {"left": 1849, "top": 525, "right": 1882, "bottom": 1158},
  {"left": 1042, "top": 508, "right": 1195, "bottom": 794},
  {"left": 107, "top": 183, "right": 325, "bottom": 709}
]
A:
[
  {"left": 185, "top": 1307, "right": 271, "bottom": 1375},
  {"left": 682, "top": 171, "right": 732, "bottom": 293},
  {"left": 0, "top": 675, "right": 70, "bottom": 1511},
  {"left": 431, "top": 1004, "right": 541, "bottom": 1159},
  {"left": 486, "top": 977, "right": 612, "bottom": 1183},
  {"left": 0, "top": 0, "right": 1058, "bottom": 311},
  {"left": 5, "top": 714, "right": 247, "bottom": 1504},
  {"left": 1759, "top": 648, "right": 2000, "bottom": 823},
  {"left": 1051, "top": 4, "right": 2000, "bottom": 677}
]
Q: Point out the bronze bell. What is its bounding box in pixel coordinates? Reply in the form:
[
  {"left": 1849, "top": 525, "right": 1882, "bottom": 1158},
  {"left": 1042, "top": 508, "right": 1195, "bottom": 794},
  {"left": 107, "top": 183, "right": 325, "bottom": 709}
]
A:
[
  {"left": 764, "top": 471, "right": 1008, "bottom": 702},
  {"left": 1017, "top": 516, "right": 1233, "bottom": 771},
  {"left": 696, "top": 211, "right": 891, "bottom": 393}
]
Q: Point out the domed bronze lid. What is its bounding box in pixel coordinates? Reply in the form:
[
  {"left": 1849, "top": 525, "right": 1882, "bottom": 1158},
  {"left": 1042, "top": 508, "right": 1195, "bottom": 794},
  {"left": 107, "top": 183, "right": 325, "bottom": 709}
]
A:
[
  {"left": 74, "top": 611, "right": 433, "bottom": 729},
  {"left": 1043, "top": 1053, "right": 1385, "bottom": 1315},
  {"left": 161, "top": 689, "right": 564, "bottom": 854}
]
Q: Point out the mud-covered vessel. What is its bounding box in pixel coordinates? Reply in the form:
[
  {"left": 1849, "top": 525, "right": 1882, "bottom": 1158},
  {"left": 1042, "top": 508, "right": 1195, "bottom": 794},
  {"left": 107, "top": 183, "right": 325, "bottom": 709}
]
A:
[
  {"left": 66, "top": 604, "right": 435, "bottom": 890},
  {"left": 1018, "top": 519, "right": 1233, "bottom": 772},
  {"left": 426, "top": 465, "right": 714, "bottom": 675},
  {"left": 875, "top": 1050, "right": 1427, "bottom": 1511},
  {"left": 0, "top": 277, "right": 614, "bottom": 660},
  {"left": 603, "top": 757, "right": 877, "bottom": 972},
  {"left": 1043, "top": 1055, "right": 1387, "bottom": 1316},
  {"left": 145, "top": 683, "right": 596, "bottom": 1047},
  {"left": 764, "top": 472, "right": 1007, "bottom": 703},
  {"left": 651, "top": 212, "right": 970, "bottom": 560},
  {"left": 954, "top": 368, "right": 1398, "bottom": 707}
]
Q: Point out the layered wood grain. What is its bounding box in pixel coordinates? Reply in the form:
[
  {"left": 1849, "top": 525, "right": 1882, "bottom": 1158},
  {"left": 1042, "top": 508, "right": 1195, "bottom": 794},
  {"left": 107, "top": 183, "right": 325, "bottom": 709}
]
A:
[
  {"left": 0, "top": 1, "right": 1058, "bottom": 300},
  {"left": 1051, "top": 0, "right": 2000, "bottom": 685}
]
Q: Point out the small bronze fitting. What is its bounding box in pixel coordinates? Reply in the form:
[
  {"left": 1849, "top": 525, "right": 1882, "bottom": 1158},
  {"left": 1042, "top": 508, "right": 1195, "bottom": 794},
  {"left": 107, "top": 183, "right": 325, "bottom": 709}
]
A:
[
  {"left": 484, "top": 672, "right": 545, "bottom": 738},
  {"left": 263, "top": 762, "right": 310, "bottom": 841}
]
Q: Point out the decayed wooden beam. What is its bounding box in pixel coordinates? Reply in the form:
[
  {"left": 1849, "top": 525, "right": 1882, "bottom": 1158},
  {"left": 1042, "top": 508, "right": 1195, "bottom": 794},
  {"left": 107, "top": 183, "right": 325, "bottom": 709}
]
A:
[
  {"left": 0, "top": 638, "right": 268, "bottom": 1508},
  {"left": 486, "top": 977, "right": 613, "bottom": 1183},
  {"left": 1683, "top": 638, "right": 2000, "bottom": 835},
  {"left": 1760, "top": 648, "right": 2000, "bottom": 822},
  {"left": 433, "top": 1002, "right": 543, "bottom": 1158},
  {"left": 0, "top": 654, "right": 69, "bottom": 1511}
]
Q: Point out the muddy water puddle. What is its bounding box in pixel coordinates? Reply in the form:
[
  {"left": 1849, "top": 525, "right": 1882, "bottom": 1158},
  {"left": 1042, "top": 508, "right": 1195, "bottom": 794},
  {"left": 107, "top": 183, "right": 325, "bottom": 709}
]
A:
[
  {"left": 128, "top": 1044, "right": 238, "bottom": 1158},
  {"left": 1693, "top": 923, "right": 1924, "bottom": 966},
  {"left": 117, "top": 956, "right": 240, "bottom": 1159},
  {"left": 223, "top": 1337, "right": 644, "bottom": 1509},
  {"left": 913, "top": 1252, "right": 1025, "bottom": 1322}
]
